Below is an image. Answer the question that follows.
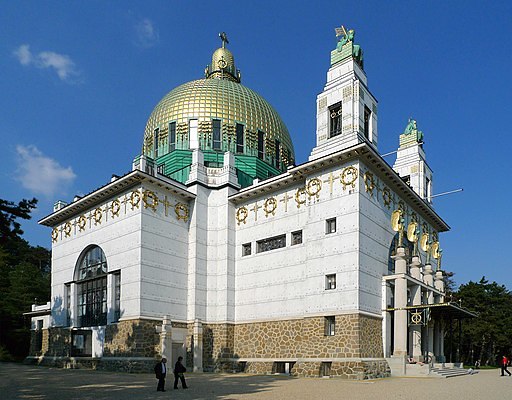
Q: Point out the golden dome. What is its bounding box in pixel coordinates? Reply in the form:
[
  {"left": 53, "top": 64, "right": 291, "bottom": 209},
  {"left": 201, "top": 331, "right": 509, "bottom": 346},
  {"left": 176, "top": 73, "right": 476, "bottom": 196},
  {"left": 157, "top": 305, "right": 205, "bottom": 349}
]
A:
[{"left": 142, "top": 43, "right": 294, "bottom": 171}]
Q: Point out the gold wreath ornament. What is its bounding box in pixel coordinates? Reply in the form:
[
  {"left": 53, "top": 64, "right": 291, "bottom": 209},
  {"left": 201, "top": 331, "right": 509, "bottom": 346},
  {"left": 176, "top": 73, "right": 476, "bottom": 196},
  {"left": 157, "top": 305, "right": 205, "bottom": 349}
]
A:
[
  {"left": 263, "top": 197, "right": 277, "bottom": 217},
  {"left": 130, "top": 190, "right": 141, "bottom": 209},
  {"left": 175, "top": 203, "right": 189, "bottom": 222},
  {"left": 51, "top": 227, "right": 59, "bottom": 243},
  {"left": 306, "top": 178, "right": 322, "bottom": 198},
  {"left": 64, "top": 222, "right": 72, "bottom": 237},
  {"left": 78, "top": 215, "right": 87, "bottom": 231},
  {"left": 363, "top": 171, "right": 375, "bottom": 195},
  {"left": 295, "top": 187, "right": 307, "bottom": 208},
  {"left": 94, "top": 208, "right": 103, "bottom": 224},
  {"left": 340, "top": 166, "right": 358, "bottom": 189},
  {"left": 111, "top": 200, "right": 121, "bottom": 217},
  {"left": 236, "top": 207, "right": 248, "bottom": 225},
  {"left": 382, "top": 187, "right": 392, "bottom": 208},
  {"left": 143, "top": 190, "right": 159, "bottom": 211}
]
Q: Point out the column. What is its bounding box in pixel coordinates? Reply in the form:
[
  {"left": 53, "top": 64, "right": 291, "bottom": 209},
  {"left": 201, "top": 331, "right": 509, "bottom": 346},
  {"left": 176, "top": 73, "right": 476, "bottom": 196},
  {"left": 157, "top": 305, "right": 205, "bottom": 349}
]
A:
[
  {"left": 392, "top": 248, "right": 408, "bottom": 356},
  {"left": 160, "top": 316, "right": 173, "bottom": 361},
  {"left": 193, "top": 319, "right": 203, "bottom": 372},
  {"left": 409, "top": 256, "right": 422, "bottom": 360},
  {"left": 424, "top": 265, "right": 434, "bottom": 362}
]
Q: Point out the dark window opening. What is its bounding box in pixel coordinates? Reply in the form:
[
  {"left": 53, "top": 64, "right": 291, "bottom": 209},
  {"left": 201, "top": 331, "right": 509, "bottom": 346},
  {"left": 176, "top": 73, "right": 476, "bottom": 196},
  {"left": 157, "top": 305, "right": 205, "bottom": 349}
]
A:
[
  {"left": 71, "top": 330, "right": 92, "bottom": 357},
  {"left": 113, "top": 272, "right": 121, "bottom": 322},
  {"left": 326, "top": 274, "right": 336, "bottom": 290},
  {"left": 364, "top": 105, "right": 371, "bottom": 139},
  {"left": 242, "top": 243, "right": 252, "bottom": 256},
  {"left": 321, "top": 362, "right": 332, "bottom": 377},
  {"left": 236, "top": 123, "right": 244, "bottom": 153},
  {"left": 154, "top": 128, "right": 159, "bottom": 158},
  {"left": 257, "top": 131, "right": 264, "bottom": 160},
  {"left": 291, "top": 230, "right": 302, "bottom": 245},
  {"left": 76, "top": 246, "right": 108, "bottom": 327},
  {"left": 326, "top": 218, "right": 336, "bottom": 234},
  {"left": 275, "top": 139, "right": 280, "bottom": 169},
  {"left": 257, "top": 234, "right": 286, "bottom": 253},
  {"left": 169, "top": 122, "right": 176, "bottom": 152},
  {"left": 325, "top": 316, "right": 335, "bottom": 336},
  {"left": 329, "top": 103, "right": 342, "bottom": 137},
  {"left": 213, "top": 119, "right": 222, "bottom": 150}
]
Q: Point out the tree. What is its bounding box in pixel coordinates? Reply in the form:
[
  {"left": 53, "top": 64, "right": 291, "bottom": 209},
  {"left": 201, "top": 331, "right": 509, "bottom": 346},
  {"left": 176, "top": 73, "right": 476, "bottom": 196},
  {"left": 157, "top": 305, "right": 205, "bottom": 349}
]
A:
[
  {"left": 0, "top": 197, "right": 50, "bottom": 360},
  {"left": 0, "top": 198, "right": 37, "bottom": 243},
  {"left": 454, "top": 277, "right": 512, "bottom": 366}
]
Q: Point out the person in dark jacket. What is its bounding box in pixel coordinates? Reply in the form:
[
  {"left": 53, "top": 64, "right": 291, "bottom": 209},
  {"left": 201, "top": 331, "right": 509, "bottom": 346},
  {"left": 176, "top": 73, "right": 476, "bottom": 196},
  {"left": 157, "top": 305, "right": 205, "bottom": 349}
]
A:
[
  {"left": 154, "top": 357, "right": 167, "bottom": 391},
  {"left": 174, "top": 356, "right": 188, "bottom": 389}
]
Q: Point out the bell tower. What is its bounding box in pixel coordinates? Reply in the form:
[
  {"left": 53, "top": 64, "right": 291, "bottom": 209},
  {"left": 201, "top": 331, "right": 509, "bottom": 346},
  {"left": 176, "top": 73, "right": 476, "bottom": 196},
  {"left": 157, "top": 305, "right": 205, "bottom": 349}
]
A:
[
  {"left": 309, "top": 26, "right": 378, "bottom": 161},
  {"left": 393, "top": 119, "right": 433, "bottom": 203}
]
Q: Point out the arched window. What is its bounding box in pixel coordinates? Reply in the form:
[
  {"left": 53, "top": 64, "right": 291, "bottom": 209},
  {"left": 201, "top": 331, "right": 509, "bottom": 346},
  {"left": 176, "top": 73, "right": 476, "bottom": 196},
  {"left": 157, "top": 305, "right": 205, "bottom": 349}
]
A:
[{"left": 75, "top": 246, "right": 108, "bottom": 327}]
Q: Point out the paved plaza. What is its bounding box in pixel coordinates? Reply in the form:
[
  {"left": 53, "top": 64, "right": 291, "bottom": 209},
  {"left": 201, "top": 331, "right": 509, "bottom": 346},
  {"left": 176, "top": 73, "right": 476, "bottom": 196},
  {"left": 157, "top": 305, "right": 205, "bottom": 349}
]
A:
[{"left": 1, "top": 363, "right": 510, "bottom": 400}]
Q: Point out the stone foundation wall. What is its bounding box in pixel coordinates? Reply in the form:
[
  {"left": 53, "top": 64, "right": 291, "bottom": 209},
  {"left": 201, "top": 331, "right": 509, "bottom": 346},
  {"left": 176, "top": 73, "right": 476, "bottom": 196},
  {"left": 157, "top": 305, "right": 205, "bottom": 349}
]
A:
[
  {"left": 202, "top": 323, "right": 235, "bottom": 372},
  {"left": 104, "top": 319, "right": 159, "bottom": 357},
  {"left": 294, "top": 360, "right": 390, "bottom": 379},
  {"left": 233, "top": 314, "right": 380, "bottom": 359}
]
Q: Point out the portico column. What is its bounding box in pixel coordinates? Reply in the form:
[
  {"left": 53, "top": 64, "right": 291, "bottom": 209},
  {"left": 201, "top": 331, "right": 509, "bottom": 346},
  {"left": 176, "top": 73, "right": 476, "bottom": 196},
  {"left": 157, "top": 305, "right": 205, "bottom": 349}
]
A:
[
  {"left": 160, "top": 315, "right": 172, "bottom": 361},
  {"left": 424, "top": 265, "right": 434, "bottom": 361},
  {"left": 392, "top": 247, "right": 408, "bottom": 356},
  {"left": 409, "top": 256, "right": 422, "bottom": 360},
  {"left": 434, "top": 271, "right": 445, "bottom": 362},
  {"left": 193, "top": 319, "right": 203, "bottom": 372}
]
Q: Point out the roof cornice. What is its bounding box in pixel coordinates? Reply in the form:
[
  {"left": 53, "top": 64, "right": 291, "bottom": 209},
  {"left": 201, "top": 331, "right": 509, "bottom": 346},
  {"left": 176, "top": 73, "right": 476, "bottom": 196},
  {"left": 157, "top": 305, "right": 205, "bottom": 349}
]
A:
[
  {"left": 38, "top": 170, "right": 195, "bottom": 227},
  {"left": 229, "top": 141, "right": 450, "bottom": 232}
]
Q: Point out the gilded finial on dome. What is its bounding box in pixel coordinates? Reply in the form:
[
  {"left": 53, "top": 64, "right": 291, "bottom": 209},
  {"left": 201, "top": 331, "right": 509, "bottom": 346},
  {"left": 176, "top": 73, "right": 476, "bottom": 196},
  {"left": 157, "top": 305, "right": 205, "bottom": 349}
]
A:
[
  {"left": 219, "top": 32, "right": 229, "bottom": 49},
  {"left": 205, "top": 32, "right": 241, "bottom": 83}
]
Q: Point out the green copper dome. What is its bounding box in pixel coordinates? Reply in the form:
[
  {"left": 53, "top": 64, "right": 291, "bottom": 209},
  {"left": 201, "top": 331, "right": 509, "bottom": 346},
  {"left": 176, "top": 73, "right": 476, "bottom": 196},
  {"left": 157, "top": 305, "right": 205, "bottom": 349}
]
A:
[{"left": 142, "top": 39, "right": 295, "bottom": 180}]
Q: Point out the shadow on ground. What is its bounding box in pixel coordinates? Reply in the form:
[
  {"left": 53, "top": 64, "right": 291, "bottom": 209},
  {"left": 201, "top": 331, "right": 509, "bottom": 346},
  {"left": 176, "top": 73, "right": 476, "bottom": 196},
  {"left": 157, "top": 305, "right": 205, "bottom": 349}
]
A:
[{"left": 0, "top": 362, "right": 292, "bottom": 400}]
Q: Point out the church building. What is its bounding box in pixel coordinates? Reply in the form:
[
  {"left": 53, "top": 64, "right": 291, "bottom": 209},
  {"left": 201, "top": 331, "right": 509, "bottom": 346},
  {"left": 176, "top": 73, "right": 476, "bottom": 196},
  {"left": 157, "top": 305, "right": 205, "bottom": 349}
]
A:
[{"left": 26, "top": 28, "right": 469, "bottom": 379}]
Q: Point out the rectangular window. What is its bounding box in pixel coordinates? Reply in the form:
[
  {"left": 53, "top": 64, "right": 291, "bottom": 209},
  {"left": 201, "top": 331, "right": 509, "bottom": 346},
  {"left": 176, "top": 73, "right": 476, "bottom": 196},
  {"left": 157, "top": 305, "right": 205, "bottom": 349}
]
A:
[
  {"left": 65, "top": 283, "right": 71, "bottom": 326},
  {"left": 329, "top": 102, "right": 342, "bottom": 137},
  {"left": 189, "top": 119, "right": 198, "bottom": 149},
  {"left": 291, "top": 230, "right": 302, "bottom": 245},
  {"left": 113, "top": 272, "right": 121, "bottom": 322},
  {"left": 425, "top": 177, "right": 431, "bottom": 200},
  {"left": 325, "top": 274, "right": 336, "bottom": 290},
  {"left": 242, "top": 243, "right": 252, "bottom": 256},
  {"left": 236, "top": 123, "right": 244, "bottom": 153},
  {"left": 213, "top": 119, "right": 222, "bottom": 150},
  {"left": 169, "top": 122, "right": 176, "bottom": 152},
  {"left": 257, "top": 234, "right": 286, "bottom": 253},
  {"left": 154, "top": 128, "right": 159, "bottom": 158},
  {"left": 324, "top": 316, "right": 335, "bottom": 336},
  {"left": 275, "top": 139, "right": 281, "bottom": 168},
  {"left": 257, "top": 131, "right": 265, "bottom": 160},
  {"left": 321, "top": 362, "right": 332, "bottom": 377},
  {"left": 71, "top": 330, "right": 92, "bottom": 357},
  {"left": 364, "top": 105, "right": 371, "bottom": 139},
  {"left": 326, "top": 218, "right": 336, "bottom": 234},
  {"left": 77, "top": 277, "right": 107, "bottom": 327},
  {"left": 402, "top": 175, "right": 411, "bottom": 186}
]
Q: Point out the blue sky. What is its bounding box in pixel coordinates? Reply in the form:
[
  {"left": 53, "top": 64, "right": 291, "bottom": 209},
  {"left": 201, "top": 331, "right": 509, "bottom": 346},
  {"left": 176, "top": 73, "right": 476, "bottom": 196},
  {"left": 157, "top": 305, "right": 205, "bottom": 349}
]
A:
[{"left": 1, "top": 1, "right": 511, "bottom": 289}]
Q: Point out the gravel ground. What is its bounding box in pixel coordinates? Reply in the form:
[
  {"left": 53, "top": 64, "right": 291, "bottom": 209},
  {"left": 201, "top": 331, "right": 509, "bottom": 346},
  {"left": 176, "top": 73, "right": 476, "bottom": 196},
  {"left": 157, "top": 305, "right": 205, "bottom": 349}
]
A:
[{"left": 1, "top": 362, "right": 510, "bottom": 400}]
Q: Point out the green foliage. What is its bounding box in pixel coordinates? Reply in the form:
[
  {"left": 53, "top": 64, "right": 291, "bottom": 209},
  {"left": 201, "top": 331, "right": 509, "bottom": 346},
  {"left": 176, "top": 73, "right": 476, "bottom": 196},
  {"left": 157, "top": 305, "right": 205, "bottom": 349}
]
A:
[
  {"left": 0, "top": 197, "right": 50, "bottom": 360},
  {"left": 454, "top": 277, "right": 512, "bottom": 366}
]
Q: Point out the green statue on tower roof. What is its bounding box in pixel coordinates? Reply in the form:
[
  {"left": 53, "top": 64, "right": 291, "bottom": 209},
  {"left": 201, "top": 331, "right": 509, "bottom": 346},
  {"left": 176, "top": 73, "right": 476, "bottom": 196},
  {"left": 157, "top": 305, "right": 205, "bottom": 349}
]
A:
[
  {"left": 334, "top": 25, "right": 363, "bottom": 68},
  {"left": 402, "top": 118, "right": 424, "bottom": 144}
]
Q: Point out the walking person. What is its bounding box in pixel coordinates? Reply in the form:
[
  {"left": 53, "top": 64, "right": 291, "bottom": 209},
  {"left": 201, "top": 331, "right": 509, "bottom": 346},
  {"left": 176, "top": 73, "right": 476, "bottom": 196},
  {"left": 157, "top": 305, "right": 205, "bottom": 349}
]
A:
[
  {"left": 501, "top": 355, "right": 511, "bottom": 376},
  {"left": 174, "top": 356, "right": 188, "bottom": 389},
  {"left": 154, "top": 357, "right": 168, "bottom": 391}
]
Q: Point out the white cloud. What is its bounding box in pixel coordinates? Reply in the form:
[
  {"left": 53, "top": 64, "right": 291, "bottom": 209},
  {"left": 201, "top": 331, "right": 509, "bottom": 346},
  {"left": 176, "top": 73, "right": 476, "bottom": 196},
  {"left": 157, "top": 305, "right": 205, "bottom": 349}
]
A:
[
  {"left": 13, "top": 44, "right": 32, "bottom": 65},
  {"left": 13, "top": 44, "right": 81, "bottom": 83},
  {"left": 15, "top": 145, "right": 76, "bottom": 198},
  {"left": 135, "top": 18, "right": 159, "bottom": 48}
]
